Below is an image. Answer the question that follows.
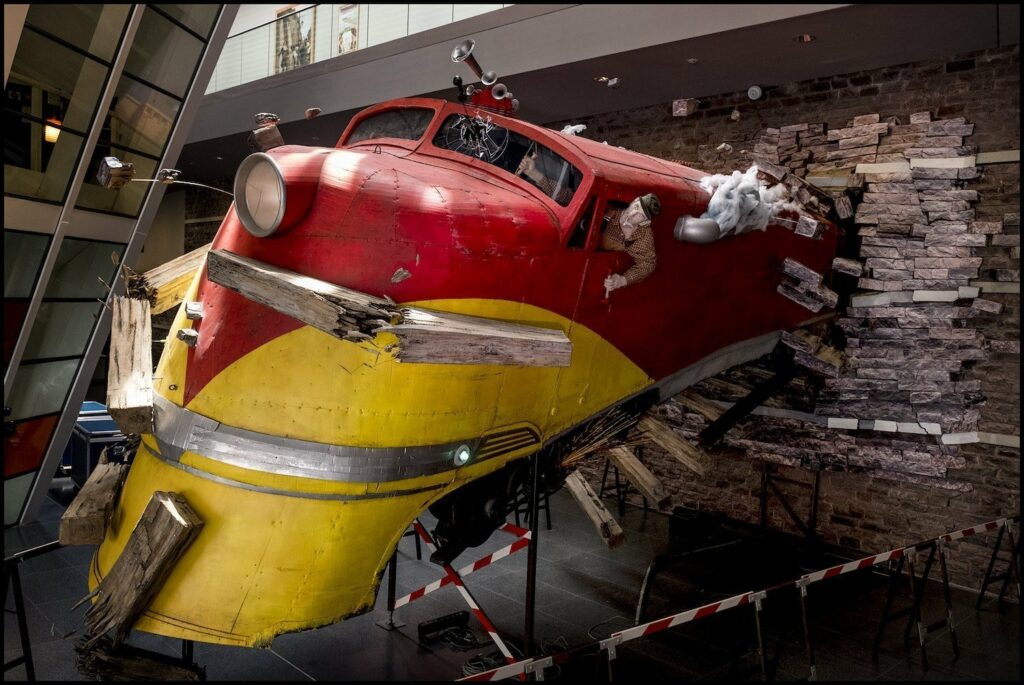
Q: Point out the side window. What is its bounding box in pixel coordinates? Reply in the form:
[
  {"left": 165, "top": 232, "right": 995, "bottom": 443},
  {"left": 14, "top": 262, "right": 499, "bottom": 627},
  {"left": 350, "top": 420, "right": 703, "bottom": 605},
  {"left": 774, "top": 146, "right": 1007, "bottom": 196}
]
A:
[
  {"left": 567, "top": 197, "right": 596, "bottom": 249},
  {"left": 346, "top": 108, "right": 434, "bottom": 145},
  {"left": 596, "top": 200, "right": 629, "bottom": 252}
]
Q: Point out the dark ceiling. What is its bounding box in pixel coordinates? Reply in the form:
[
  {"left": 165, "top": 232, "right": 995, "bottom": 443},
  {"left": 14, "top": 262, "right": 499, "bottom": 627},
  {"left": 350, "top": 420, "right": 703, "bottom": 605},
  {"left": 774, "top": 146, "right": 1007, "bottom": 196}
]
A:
[{"left": 176, "top": 3, "right": 1019, "bottom": 183}]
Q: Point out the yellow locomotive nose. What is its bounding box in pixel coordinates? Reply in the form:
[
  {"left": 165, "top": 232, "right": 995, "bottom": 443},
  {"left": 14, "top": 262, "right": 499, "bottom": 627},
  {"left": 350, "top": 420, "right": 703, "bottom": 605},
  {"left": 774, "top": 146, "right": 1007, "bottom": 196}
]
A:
[{"left": 93, "top": 272, "right": 651, "bottom": 646}]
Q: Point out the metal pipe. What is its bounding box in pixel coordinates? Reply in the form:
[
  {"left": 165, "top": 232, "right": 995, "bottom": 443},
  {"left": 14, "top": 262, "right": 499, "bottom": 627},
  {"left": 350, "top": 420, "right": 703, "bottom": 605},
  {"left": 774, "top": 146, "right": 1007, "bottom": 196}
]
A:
[{"left": 524, "top": 453, "right": 540, "bottom": 660}]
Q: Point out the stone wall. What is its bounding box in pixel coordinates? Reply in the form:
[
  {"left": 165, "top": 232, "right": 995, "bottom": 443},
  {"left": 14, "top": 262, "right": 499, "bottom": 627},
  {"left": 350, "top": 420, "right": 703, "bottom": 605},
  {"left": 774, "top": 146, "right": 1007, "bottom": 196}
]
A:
[{"left": 562, "top": 45, "right": 1019, "bottom": 588}]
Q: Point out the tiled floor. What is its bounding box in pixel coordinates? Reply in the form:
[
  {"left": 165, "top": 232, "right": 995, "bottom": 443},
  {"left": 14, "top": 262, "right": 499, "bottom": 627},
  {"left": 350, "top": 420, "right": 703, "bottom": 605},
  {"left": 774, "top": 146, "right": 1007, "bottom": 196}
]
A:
[{"left": 5, "top": 483, "right": 1020, "bottom": 681}]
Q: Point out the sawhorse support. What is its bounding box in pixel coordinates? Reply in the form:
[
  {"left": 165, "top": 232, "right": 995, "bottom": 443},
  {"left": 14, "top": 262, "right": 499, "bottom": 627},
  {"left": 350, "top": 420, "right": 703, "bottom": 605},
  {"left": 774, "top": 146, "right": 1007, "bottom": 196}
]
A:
[
  {"left": 976, "top": 519, "right": 1021, "bottom": 610},
  {"left": 872, "top": 542, "right": 958, "bottom": 670}
]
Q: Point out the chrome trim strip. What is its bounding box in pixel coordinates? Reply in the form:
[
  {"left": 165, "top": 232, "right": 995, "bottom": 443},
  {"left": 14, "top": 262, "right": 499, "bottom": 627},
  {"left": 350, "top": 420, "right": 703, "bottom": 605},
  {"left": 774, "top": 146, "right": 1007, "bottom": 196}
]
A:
[
  {"left": 152, "top": 395, "right": 537, "bottom": 483},
  {"left": 144, "top": 443, "right": 449, "bottom": 502}
]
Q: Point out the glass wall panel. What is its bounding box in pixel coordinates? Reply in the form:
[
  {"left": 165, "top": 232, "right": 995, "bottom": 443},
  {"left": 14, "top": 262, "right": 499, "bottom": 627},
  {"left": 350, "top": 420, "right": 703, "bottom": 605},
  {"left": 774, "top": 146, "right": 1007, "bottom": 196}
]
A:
[
  {"left": 4, "top": 472, "right": 36, "bottom": 526},
  {"left": 154, "top": 4, "right": 221, "bottom": 39},
  {"left": 22, "top": 302, "right": 103, "bottom": 361},
  {"left": 7, "top": 358, "right": 80, "bottom": 421},
  {"left": 4, "top": 231, "right": 51, "bottom": 298},
  {"left": 240, "top": 25, "right": 272, "bottom": 84},
  {"left": 124, "top": 8, "right": 204, "bottom": 98},
  {"left": 409, "top": 5, "right": 453, "bottom": 34},
  {"left": 453, "top": 4, "right": 505, "bottom": 21},
  {"left": 5, "top": 29, "right": 109, "bottom": 134},
  {"left": 75, "top": 146, "right": 159, "bottom": 217},
  {"left": 366, "top": 5, "right": 409, "bottom": 47},
  {"left": 24, "top": 4, "right": 131, "bottom": 62},
  {"left": 4, "top": 117, "right": 86, "bottom": 203},
  {"left": 43, "top": 238, "right": 125, "bottom": 300},
  {"left": 108, "top": 76, "right": 181, "bottom": 157}
]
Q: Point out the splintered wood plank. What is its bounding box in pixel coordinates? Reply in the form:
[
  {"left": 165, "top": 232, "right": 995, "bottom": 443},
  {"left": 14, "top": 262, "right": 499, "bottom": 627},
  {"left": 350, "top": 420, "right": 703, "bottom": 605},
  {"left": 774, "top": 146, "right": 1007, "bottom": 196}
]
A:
[
  {"left": 128, "top": 243, "right": 211, "bottom": 315},
  {"left": 207, "top": 249, "right": 572, "bottom": 367},
  {"left": 637, "top": 415, "right": 712, "bottom": 476},
  {"left": 75, "top": 636, "right": 205, "bottom": 681},
  {"left": 59, "top": 457, "right": 128, "bottom": 545},
  {"left": 563, "top": 471, "right": 625, "bottom": 549},
  {"left": 605, "top": 446, "right": 673, "bottom": 511},
  {"left": 380, "top": 308, "right": 571, "bottom": 367},
  {"left": 675, "top": 389, "right": 725, "bottom": 422},
  {"left": 106, "top": 296, "right": 153, "bottom": 435},
  {"left": 82, "top": 492, "right": 203, "bottom": 648}
]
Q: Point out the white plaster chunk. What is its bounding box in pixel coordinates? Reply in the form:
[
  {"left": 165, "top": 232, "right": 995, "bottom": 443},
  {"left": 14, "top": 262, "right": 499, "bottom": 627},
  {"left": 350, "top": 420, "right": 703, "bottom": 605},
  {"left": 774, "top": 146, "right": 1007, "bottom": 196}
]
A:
[
  {"left": 827, "top": 417, "right": 860, "bottom": 430},
  {"left": 977, "top": 432, "right": 1021, "bottom": 448},
  {"left": 855, "top": 162, "right": 910, "bottom": 174},
  {"left": 913, "top": 290, "right": 959, "bottom": 302},
  {"left": 909, "top": 156, "right": 977, "bottom": 169},
  {"left": 941, "top": 431, "right": 980, "bottom": 445}
]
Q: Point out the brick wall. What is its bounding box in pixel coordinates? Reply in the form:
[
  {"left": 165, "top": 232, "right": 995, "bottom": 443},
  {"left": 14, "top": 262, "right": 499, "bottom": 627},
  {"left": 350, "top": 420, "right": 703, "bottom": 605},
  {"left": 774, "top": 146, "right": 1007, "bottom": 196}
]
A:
[{"left": 562, "top": 45, "right": 1019, "bottom": 589}]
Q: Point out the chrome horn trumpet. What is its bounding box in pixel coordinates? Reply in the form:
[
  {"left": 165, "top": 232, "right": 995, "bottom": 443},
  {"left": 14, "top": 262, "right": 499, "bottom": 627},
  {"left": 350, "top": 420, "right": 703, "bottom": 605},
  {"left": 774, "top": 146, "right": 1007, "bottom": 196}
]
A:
[
  {"left": 491, "top": 82, "right": 512, "bottom": 100},
  {"left": 451, "top": 39, "right": 497, "bottom": 86}
]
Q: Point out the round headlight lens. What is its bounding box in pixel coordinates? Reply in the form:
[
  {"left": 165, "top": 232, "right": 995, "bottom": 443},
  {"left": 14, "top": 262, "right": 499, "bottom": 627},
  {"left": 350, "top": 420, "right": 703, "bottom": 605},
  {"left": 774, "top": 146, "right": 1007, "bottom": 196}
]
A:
[
  {"left": 234, "top": 153, "right": 286, "bottom": 237},
  {"left": 453, "top": 444, "right": 472, "bottom": 466}
]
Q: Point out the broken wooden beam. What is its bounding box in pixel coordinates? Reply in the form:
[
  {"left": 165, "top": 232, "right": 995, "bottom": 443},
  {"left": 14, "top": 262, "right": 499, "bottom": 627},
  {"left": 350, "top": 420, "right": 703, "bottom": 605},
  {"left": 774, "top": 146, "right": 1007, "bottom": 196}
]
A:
[
  {"left": 698, "top": 357, "right": 799, "bottom": 446},
  {"left": 207, "top": 249, "right": 572, "bottom": 367},
  {"left": 59, "top": 457, "right": 128, "bottom": 545},
  {"left": 674, "top": 389, "right": 725, "bottom": 423},
  {"left": 106, "top": 296, "right": 153, "bottom": 435},
  {"left": 75, "top": 636, "right": 205, "bottom": 681},
  {"left": 636, "top": 415, "right": 711, "bottom": 476},
  {"left": 605, "top": 446, "right": 673, "bottom": 510},
  {"left": 127, "top": 243, "right": 211, "bottom": 315},
  {"left": 562, "top": 471, "right": 625, "bottom": 549},
  {"left": 82, "top": 492, "right": 203, "bottom": 648},
  {"left": 379, "top": 308, "right": 571, "bottom": 367}
]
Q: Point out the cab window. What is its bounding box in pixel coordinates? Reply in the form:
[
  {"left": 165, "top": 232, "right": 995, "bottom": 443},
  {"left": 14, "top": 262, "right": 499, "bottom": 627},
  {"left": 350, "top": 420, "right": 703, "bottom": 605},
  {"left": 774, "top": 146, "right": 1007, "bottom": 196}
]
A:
[
  {"left": 432, "top": 114, "right": 583, "bottom": 207},
  {"left": 346, "top": 108, "right": 434, "bottom": 145}
]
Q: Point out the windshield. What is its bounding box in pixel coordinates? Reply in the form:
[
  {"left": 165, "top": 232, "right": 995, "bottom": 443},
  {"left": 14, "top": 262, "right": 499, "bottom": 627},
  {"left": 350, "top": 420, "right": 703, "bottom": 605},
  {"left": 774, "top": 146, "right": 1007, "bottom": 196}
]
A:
[
  {"left": 346, "top": 108, "right": 434, "bottom": 145},
  {"left": 432, "top": 114, "right": 582, "bottom": 206}
]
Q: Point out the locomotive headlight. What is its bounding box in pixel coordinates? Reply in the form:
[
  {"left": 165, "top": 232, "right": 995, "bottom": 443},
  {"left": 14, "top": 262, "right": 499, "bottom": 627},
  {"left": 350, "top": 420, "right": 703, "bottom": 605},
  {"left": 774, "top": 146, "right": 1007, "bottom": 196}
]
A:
[
  {"left": 234, "top": 153, "right": 286, "bottom": 237},
  {"left": 453, "top": 444, "right": 472, "bottom": 466}
]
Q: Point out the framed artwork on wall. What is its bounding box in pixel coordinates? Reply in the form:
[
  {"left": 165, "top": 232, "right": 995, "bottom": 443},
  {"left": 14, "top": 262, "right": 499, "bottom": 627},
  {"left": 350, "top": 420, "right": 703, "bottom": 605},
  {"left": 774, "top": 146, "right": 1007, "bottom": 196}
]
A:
[
  {"left": 337, "top": 4, "right": 359, "bottom": 55},
  {"left": 274, "top": 5, "right": 315, "bottom": 74}
]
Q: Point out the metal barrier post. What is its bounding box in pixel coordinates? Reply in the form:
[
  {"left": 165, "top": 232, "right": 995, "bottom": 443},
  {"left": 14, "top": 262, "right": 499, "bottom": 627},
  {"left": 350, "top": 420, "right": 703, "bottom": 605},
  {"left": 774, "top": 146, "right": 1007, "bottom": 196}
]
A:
[
  {"left": 376, "top": 550, "right": 405, "bottom": 630},
  {"left": 936, "top": 539, "right": 959, "bottom": 658},
  {"left": 751, "top": 591, "right": 770, "bottom": 681},
  {"left": 796, "top": 579, "right": 816, "bottom": 681},
  {"left": 525, "top": 452, "right": 540, "bottom": 662},
  {"left": 5, "top": 565, "right": 36, "bottom": 681}
]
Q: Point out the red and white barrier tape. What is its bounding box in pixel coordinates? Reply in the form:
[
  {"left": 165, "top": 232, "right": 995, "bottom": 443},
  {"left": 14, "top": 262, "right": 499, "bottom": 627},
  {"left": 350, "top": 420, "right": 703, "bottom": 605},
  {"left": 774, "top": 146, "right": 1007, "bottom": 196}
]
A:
[
  {"left": 395, "top": 523, "right": 531, "bottom": 609},
  {"left": 458, "top": 513, "right": 1018, "bottom": 682},
  {"left": 939, "top": 517, "right": 1008, "bottom": 543},
  {"left": 801, "top": 548, "right": 906, "bottom": 585},
  {"left": 411, "top": 521, "right": 520, "bottom": 670}
]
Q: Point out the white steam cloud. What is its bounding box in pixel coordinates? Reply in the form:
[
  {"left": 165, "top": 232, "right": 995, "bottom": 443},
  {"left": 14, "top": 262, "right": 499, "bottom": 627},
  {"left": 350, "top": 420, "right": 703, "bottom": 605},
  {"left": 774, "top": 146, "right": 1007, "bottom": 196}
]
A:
[
  {"left": 560, "top": 123, "right": 587, "bottom": 136},
  {"left": 699, "top": 165, "right": 799, "bottom": 236}
]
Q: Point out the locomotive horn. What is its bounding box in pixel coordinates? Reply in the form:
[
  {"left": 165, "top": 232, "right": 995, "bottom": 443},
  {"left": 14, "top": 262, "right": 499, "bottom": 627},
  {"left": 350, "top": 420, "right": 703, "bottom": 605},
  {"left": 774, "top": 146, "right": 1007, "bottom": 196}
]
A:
[
  {"left": 491, "top": 83, "right": 510, "bottom": 100},
  {"left": 451, "top": 39, "right": 497, "bottom": 86}
]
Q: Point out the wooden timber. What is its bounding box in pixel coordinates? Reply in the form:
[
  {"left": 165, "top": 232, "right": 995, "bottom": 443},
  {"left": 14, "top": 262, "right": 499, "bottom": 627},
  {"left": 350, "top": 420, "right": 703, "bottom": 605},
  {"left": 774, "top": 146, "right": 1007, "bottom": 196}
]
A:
[
  {"left": 674, "top": 389, "right": 725, "bottom": 422},
  {"left": 82, "top": 492, "right": 203, "bottom": 648},
  {"left": 127, "top": 243, "right": 212, "bottom": 315},
  {"left": 636, "top": 415, "right": 712, "bottom": 476},
  {"left": 59, "top": 458, "right": 128, "bottom": 545},
  {"left": 75, "top": 636, "right": 205, "bottom": 681},
  {"left": 106, "top": 296, "right": 153, "bottom": 435},
  {"left": 207, "top": 249, "right": 572, "bottom": 367},
  {"left": 605, "top": 445, "right": 673, "bottom": 510},
  {"left": 563, "top": 471, "right": 625, "bottom": 549}
]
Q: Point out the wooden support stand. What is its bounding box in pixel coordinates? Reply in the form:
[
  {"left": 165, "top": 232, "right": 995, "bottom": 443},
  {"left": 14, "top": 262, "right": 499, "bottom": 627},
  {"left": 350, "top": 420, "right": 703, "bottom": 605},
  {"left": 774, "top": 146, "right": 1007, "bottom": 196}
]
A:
[
  {"left": 81, "top": 492, "right": 203, "bottom": 648},
  {"left": 563, "top": 471, "right": 625, "bottom": 549},
  {"left": 106, "top": 296, "right": 154, "bottom": 435},
  {"left": 75, "top": 635, "right": 204, "bottom": 681},
  {"left": 59, "top": 458, "right": 128, "bottom": 545}
]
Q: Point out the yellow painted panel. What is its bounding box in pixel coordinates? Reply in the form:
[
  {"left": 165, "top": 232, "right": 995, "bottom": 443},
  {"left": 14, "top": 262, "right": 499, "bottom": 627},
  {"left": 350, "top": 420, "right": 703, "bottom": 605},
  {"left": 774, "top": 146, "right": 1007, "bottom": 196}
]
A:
[
  {"left": 182, "top": 299, "right": 652, "bottom": 446},
  {"left": 94, "top": 444, "right": 508, "bottom": 646}
]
